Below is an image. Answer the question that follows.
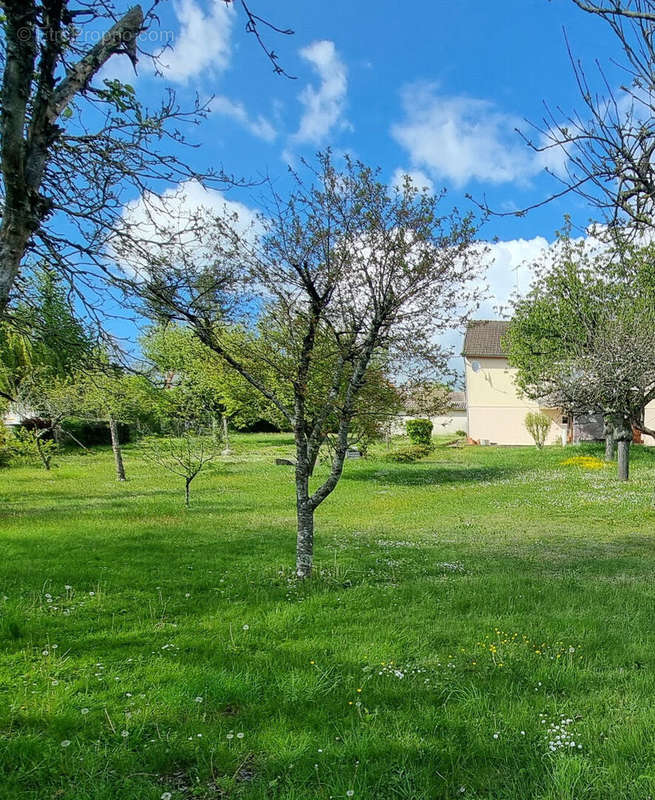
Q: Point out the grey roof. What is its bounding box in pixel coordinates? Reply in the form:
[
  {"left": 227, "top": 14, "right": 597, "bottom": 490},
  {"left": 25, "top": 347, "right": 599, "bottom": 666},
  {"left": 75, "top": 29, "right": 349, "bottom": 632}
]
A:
[
  {"left": 462, "top": 320, "right": 510, "bottom": 357},
  {"left": 449, "top": 391, "right": 466, "bottom": 410},
  {"left": 403, "top": 389, "right": 466, "bottom": 414}
]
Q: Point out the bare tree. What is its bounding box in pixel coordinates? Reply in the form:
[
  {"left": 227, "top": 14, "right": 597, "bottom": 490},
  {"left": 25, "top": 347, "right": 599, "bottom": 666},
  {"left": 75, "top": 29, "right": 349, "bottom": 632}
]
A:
[
  {"left": 0, "top": 1, "right": 293, "bottom": 322},
  {"left": 116, "top": 155, "right": 483, "bottom": 577},
  {"left": 140, "top": 430, "right": 218, "bottom": 506},
  {"left": 518, "top": 1, "right": 655, "bottom": 226},
  {"left": 1, "top": 2, "right": 143, "bottom": 313}
]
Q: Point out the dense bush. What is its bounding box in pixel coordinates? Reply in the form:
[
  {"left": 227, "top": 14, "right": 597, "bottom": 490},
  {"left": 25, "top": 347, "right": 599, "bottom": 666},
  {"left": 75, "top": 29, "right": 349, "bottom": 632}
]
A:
[
  {"left": 0, "top": 426, "right": 46, "bottom": 467},
  {"left": 0, "top": 425, "right": 11, "bottom": 467},
  {"left": 406, "top": 418, "right": 434, "bottom": 447},
  {"left": 384, "top": 443, "right": 432, "bottom": 463},
  {"left": 7, "top": 428, "right": 59, "bottom": 469},
  {"left": 0, "top": 426, "right": 41, "bottom": 467},
  {"left": 456, "top": 429, "right": 467, "bottom": 438}
]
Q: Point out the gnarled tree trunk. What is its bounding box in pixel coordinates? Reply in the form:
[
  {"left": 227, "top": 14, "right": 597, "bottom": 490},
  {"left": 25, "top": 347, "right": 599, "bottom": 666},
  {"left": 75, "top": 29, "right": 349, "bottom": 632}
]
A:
[
  {"left": 295, "top": 495, "right": 314, "bottom": 579},
  {"left": 294, "top": 433, "right": 314, "bottom": 578},
  {"left": 109, "top": 416, "right": 126, "bottom": 481}
]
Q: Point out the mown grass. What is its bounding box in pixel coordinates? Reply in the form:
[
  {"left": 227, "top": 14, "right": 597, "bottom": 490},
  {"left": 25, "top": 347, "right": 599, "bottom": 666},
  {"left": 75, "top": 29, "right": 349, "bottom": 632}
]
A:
[{"left": 2, "top": 434, "right": 655, "bottom": 799}]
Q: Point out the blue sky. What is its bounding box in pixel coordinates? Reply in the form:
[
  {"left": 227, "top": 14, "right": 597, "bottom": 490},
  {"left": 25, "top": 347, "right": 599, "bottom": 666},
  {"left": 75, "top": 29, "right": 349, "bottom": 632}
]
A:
[{"left": 99, "top": 0, "right": 623, "bottom": 352}]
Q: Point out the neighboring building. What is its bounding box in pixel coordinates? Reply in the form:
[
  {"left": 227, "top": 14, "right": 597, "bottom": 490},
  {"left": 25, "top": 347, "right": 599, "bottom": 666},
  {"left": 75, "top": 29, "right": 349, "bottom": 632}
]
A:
[
  {"left": 392, "top": 391, "right": 467, "bottom": 436},
  {"left": 462, "top": 320, "right": 592, "bottom": 446},
  {"left": 3, "top": 403, "right": 32, "bottom": 429},
  {"left": 431, "top": 391, "right": 467, "bottom": 435}
]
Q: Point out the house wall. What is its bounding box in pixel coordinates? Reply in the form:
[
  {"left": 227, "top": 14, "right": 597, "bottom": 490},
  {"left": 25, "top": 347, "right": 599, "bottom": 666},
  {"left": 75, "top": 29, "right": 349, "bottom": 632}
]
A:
[
  {"left": 465, "top": 356, "right": 565, "bottom": 446},
  {"left": 641, "top": 404, "right": 655, "bottom": 446}
]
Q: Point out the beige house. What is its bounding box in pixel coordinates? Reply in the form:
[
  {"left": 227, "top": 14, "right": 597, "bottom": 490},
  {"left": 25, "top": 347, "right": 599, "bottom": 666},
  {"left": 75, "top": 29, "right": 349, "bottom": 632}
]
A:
[
  {"left": 463, "top": 320, "right": 568, "bottom": 446},
  {"left": 462, "top": 320, "right": 655, "bottom": 446}
]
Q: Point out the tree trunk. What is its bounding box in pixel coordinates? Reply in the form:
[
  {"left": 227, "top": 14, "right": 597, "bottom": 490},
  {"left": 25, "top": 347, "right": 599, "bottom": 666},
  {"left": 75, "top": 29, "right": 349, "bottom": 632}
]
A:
[
  {"left": 614, "top": 416, "right": 632, "bottom": 482},
  {"left": 222, "top": 414, "right": 231, "bottom": 454},
  {"left": 617, "top": 439, "right": 630, "bottom": 481},
  {"left": 35, "top": 434, "right": 50, "bottom": 470},
  {"left": 295, "top": 444, "right": 314, "bottom": 578},
  {"left": 605, "top": 433, "right": 615, "bottom": 461},
  {"left": 185, "top": 477, "right": 191, "bottom": 507},
  {"left": 109, "top": 417, "right": 126, "bottom": 481},
  {"left": 307, "top": 445, "right": 320, "bottom": 476},
  {"left": 603, "top": 416, "right": 616, "bottom": 461},
  {"left": 296, "top": 496, "right": 314, "bottom": 579}
]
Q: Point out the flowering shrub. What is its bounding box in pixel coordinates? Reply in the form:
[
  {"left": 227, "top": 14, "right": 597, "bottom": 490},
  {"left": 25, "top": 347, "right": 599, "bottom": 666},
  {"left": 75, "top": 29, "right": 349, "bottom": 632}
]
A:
[{"left": 525, "top": 411, "right": 552, "bottom": 449}]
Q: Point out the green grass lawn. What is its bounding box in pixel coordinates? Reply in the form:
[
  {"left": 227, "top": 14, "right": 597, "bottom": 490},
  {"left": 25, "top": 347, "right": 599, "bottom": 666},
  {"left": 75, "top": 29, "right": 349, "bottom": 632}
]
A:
[{"left": 3, "top": 435, "right": 655, "bottom": 799}]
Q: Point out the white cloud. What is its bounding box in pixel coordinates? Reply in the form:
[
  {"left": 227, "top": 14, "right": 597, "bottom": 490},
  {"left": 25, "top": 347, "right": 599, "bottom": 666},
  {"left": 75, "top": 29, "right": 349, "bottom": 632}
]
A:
[
  {"left": 473, "top": 228, "right": 627, "bottom": 320},
  {"left": 391, "top": 83, "right": 551, "bottom": 188},
  {"left": 477, "top": 236, "right": 552, "bottom": 318},
  {"left": 292, "top": 40, "right": 349, "bottom": 145},
  {"left": 97, "top": 53, "right": 138, "bottom": 85},
  {"left": 433, "top": 235, "right": 555, "bottom": 373},
  {"left": 123, "top": 178, "right": 257, "bottom": 229},
  {"left": 113, "top": 179, "right": 259, "bottom": 277},
  {"left": 390, "top": 168, "right": 434, "bottom": 194},
  {"left": 211, "top": 96, "right": 276, "bottom": 142},
  {"left": 154, "top": 0, "right": 234, "bottom": 85}
]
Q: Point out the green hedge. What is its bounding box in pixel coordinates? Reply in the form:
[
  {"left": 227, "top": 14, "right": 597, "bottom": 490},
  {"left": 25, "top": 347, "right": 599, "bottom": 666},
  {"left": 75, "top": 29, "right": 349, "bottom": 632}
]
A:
[
  {"left": 384, "top": 444, "right": 432, "bottom": 463},
  {"left": 405, "top": 418, "right": 433, "bottom": 447}
]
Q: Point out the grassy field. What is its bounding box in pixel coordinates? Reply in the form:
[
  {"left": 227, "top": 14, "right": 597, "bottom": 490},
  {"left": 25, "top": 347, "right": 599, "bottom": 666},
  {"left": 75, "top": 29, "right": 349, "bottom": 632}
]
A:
[{"left": 2, "top": 435, "right": 655, "bottom": 799}]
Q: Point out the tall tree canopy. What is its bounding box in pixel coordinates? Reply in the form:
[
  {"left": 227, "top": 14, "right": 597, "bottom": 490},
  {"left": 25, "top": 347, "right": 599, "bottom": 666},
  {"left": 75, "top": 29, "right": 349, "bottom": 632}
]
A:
[
  {"left": 142, "top": 323, "right": 285, "bottom": 434},
  {"left": 0, "top": 266, "right": 94, "bottom": 402}
]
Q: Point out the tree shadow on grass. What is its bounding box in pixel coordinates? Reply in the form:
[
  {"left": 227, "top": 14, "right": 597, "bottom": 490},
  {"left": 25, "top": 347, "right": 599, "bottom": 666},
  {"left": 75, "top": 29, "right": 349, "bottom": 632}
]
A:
[
  {"left": 346, "top": 462, "right": 521, "bottom": 487},
  {"left": 0, "top": 487, "right": 278, "bottom": 521}
]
